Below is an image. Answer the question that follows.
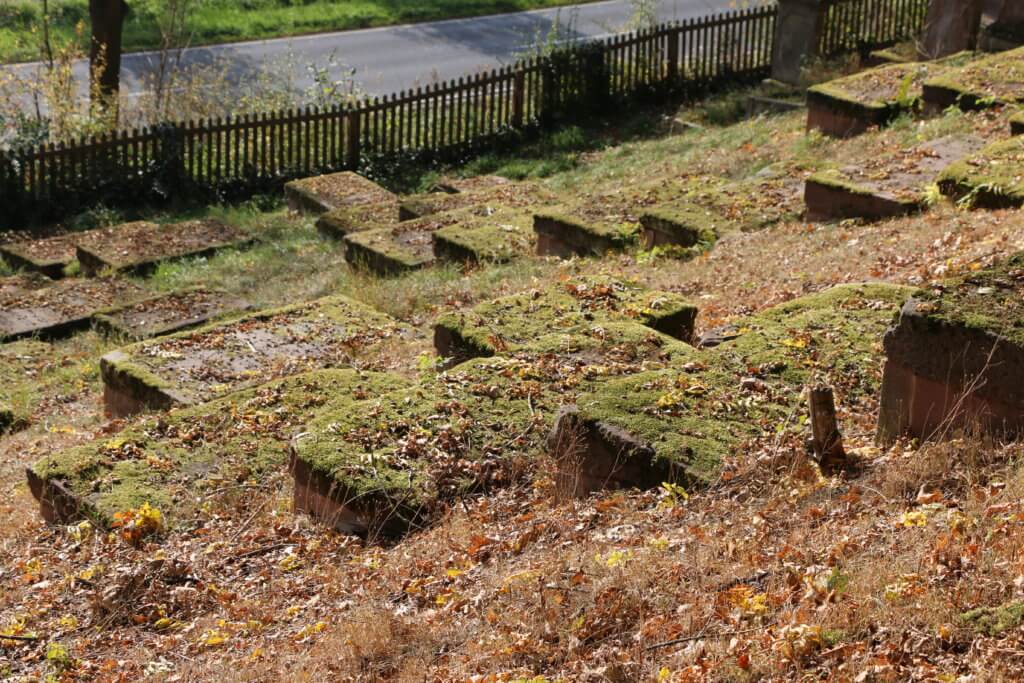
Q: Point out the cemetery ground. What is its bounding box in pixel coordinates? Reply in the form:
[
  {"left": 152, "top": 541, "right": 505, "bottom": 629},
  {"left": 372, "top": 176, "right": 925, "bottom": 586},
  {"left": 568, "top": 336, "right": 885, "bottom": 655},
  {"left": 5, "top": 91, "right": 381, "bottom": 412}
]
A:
[{"left": 4, "top": 76, "right": 1024, "bottom": 679}]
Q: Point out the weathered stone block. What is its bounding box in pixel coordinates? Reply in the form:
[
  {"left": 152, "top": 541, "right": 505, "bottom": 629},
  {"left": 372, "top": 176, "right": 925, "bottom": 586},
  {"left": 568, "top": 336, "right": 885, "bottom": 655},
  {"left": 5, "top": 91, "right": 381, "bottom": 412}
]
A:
[
  {"left": 771, "top": 0, "right": 827, "bottom": 84},
  {"left": 551, "top": 284, "right": 913, "bottom": 497},
  {"left": 433, "top": 277, "right": 698, "bottom": 361},
  {"left": 806, "top": 135, "right": 984, "bottom": 221},
  {"left": 0, "top": 232, "right": 84, "bottom": 279},
  {"left": 99, "top": 294, "right": 404, "bottom": 417},
  {"left": 1011, "top": 109, "right": 1024, "bottom": 135},
  {"left": 284, "top": 171, "right": 397, "bottom": 216},
  {"left": 533, "top": 210, "right": 638, "bottom": 257},
  {"left": 29, "top": 369, "right": 407, "bottom": 525},
  {"left": 877, "top": 254, "right": 1024, "bottom": 442},
  {"left": 978, "top": 0, "right": 1024, "bottom": 52},
  {"left": 92, "top": 288, "right": 252, "bottom": 340},
  {"left": 76, "top": 219, "right": 253, "bottom": 277},
  {"left": 0, "top": 275, "right": 145, "bottom": 341},
  {"left": 923, "top": 46, "right": 1024, "bottom": 112}
]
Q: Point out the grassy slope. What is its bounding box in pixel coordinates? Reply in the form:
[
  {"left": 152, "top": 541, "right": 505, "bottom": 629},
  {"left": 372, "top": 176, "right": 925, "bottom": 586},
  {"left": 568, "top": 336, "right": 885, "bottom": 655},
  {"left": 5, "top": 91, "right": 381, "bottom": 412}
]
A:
[
  {"left": 0, "top": 0, "right": 598, "bottom": 63},
  {"left": 3, "top": 81, "right": 1024, "bottom": 679}
]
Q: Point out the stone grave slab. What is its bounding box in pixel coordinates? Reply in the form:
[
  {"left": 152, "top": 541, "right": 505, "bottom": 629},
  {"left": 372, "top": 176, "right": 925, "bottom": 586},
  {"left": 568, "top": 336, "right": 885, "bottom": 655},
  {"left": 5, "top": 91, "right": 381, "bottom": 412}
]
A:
[
  {"left": 877, "top": 253, "right": 1024, "bottom": 442},
  {"left": 93, "top": 288, "right": 252, "bottom": 340},
  {"left": 0, "top": 232, "right": 89, "bottom": 278},
  {"left": 285, "top": 170, "right": 397, "bottom": 216},
  {"left": 398, "top": 179, "right": 555, "bottom": 221},
  {"left": 433, "top": 277, "right": 698, "bottom": 362},
  {"left": 433, "top": 212, "right": 534, "bottom": 264},
  {"left": 549, "top": 283, "right": 913, "bottom": 496},
  {"left": 533, "top": 206, "right": 639, "bottom": 257},
  {"left": 923, "top": 46, "right": 1024, "bottom": 112},
  {"left": 99, "top": 294, "right": 404, "bottom": 417},
  {"left": 1011, "top": 110, "right": 1024, "bottom": 135},
  {"left": 0, "top": 275, "right": 145, "bottom": 342},
  {"left": 807, "top": 61, "right": 955, "bottom": 138},
  {"left": 937, "top": 136, "right": 1024, "bottom": 208},
  {"left": 639, "top": 203, "right": 727, "bottom": 252},
  {"left": 291, "top": 321, "right": 699, "bottom": 537},
  {"left": 344, "top": 205, "right": 534, "bottom": 275},
  {"left": 28, "top": 369, "right": 408, "bottom": 526},
  {"left": 425, "top": 174, "right": 513, "bottom": 195},
  {"left": 805, "top": 135, "right": 985, "bottom": 221},
  {"left": 76, "top": 219, "right": 252, "bottom": 277}
]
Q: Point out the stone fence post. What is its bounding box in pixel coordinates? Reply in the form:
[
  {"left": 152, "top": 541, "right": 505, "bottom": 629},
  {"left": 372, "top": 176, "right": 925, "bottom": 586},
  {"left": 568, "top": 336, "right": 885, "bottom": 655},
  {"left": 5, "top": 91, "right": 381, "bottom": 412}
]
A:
[{"left": 771, "top": 0, "right": 828, "bottom": 84}]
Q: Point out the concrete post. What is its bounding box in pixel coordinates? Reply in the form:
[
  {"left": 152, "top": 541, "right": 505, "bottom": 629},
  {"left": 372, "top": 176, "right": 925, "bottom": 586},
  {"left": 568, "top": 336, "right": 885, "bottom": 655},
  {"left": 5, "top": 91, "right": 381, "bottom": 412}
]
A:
[{"left": 771, "top": 0, "right": 828, "bottom": 85}]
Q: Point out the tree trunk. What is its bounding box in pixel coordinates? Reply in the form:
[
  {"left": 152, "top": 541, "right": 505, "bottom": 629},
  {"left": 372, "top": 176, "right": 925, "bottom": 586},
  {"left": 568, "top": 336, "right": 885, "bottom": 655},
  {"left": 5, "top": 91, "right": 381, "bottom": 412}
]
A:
[{"left": 89, "top": 0, "right": 128, "bottom": 114}]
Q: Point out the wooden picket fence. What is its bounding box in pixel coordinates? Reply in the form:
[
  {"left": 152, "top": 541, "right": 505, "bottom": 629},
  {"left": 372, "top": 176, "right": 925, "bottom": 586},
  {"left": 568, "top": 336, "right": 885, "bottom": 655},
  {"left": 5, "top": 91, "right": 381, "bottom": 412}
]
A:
[
  {"left": 819, "top": 0, "right": 930, "bottom": 56},
  {"left": 0, "top": 0, "right": 926, "bottom": 225}
]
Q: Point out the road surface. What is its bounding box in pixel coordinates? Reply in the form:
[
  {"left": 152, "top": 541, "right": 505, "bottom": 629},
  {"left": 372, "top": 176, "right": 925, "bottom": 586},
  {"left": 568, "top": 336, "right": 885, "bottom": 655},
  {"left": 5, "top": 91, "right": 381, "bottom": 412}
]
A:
[{"left": 3, "top": 0, "right": 732, "bottom": 107}]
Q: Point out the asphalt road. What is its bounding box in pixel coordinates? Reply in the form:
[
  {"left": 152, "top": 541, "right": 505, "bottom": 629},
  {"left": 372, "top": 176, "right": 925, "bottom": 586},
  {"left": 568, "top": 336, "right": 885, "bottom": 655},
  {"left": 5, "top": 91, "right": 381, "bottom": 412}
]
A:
[{"left": 4, "top": 0, "right": 732, "bottom": 106}]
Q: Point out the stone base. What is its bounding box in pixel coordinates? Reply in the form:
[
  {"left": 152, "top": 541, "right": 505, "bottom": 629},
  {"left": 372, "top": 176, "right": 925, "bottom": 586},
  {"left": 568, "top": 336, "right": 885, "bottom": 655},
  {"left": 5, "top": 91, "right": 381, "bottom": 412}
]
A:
[
  {"left": 100, "top": 351, "right": 185, "bottom": 418},
  {"left": 289, "top": 449, "right": 414, "bottom": 538},
  {"left": 343, "top": 230, "right": 432, "bottom": 277},
  {"left": 548, "top": 406, "right": 680, "bottom": 498},
  {"left": 0, "top": 247, "right": 66, "bottom": 279},
  {"left": 26, "top": 468, "right": 87, "bottom": 524},
  {"left": 804, "top": 177, "right": 919, "bottom": 221},
  {"left": 534, "top": 215, "right": 628, "bottom": 257},
  {"left": 877, "top": 359, "right": 1024, "bottom": 442},
  {"left": 922, "top": 83, "right": 992, "bottom": 114},
  {"left": 806, "top": 94, "right": 891, "bottom": 138}
]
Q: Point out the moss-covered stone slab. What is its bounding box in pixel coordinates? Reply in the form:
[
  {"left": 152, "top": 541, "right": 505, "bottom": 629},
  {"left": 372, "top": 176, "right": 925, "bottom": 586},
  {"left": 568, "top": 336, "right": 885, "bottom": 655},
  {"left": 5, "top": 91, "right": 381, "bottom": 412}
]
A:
[
  {"left": 92, "top": 288, "right": 252, "bottom": 340},
  {"left": 76, "top": 219, "right": 252, "bottom": 277},
  {"left": 0, "top": 232, "right": 86, "bottom": 279},
  {"left": 533, "top": 207, "right": 639, "bottom": 257},
  {"left": 28, "top": 369, "right": 408, "bottom": 526},
  {"left": 292, "top": 321, "right": 697, "bottom": 536},
  {"left": 433, "top": 277, "right": 698, "bottom": 362},
  {"left": 937, "top": 136, "right": 1024, "bottom": 208},
  {"left": 550, "top": 284, "right": 914, "bottom": 496},
  {"left": 433, "top": 213, "right": 534, "bottom": 264},
  {"left": 1012, "top": 110, "right": 1024, "bottom": 135},
  {"left": 0, "top": 275, "right": 145, "bottom": 342},
  {"left": 806, "top": 135, "right": 985, "bottom": 221},
  {"left": 639, "top": 202, "right": 728, "bottom": 251},
  {"left": 99, "top": 294, "right": 404, "bottom": 417},
  {"left": 961, "top": 601, "right": 1024, "bottom": 636},
  {"left": 0, "top": 339, "right": 50, "bottom": 433},
  {"left": 398, "top": 179, "right": 555, "bottom": 221},
  {"left": 877, "top": 252, "right": 1024, "bottom": 442},
  {"left": 807, "top": 62, "right": 938, "bottom": 138},
  {"left": 285, "top": 171, "right": 397, "bottom": 216},
  {"left": 426, "top": 174, "right": 513, "bottom": 195},
  {"left": 923, "top": 46, "right": 1024, "bottom": 112}
]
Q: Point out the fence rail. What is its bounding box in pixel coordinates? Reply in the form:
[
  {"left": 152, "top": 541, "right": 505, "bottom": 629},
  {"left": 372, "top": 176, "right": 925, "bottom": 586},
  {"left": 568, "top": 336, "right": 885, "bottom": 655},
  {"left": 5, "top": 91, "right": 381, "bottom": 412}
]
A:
[{"left": 1, "top": 0, "right": 926, "bottom": 226}]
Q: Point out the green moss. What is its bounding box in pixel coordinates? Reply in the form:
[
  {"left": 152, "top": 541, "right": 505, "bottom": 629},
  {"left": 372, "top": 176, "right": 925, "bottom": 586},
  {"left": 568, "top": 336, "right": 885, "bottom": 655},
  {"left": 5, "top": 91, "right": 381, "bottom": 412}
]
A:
[
  {"left": 568, "top": 283, "right": 914, "bottom": 485},
  {"left": 937, "top": 136, "right": 1024, "bottom": 207},
  {"left": 32, "top": 369, "right": 408, "bottom": 526},
  {"left": 907, "top": 251, "right": 1024, "bottom": 347},
  {"left": 316, "top": 203, "right": 399, "bottom": 239},
  {"left": 962, "top": 601, "right": 1024, "bottom": 636},
  {"left": 104, "top": 293, "right": 403, "bottom": 406},
  {"left": 434, "top": 276, "right": 699, "bottom": 357}
]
